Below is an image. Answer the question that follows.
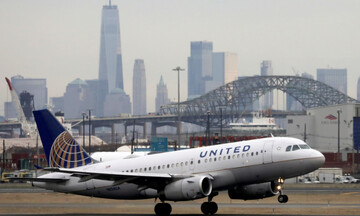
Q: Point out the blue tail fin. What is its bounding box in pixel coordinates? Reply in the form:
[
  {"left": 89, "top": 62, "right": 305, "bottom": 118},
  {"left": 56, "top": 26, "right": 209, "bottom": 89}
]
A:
[{"left": 33, "top": 109, "right": 93, "bottom": 168}]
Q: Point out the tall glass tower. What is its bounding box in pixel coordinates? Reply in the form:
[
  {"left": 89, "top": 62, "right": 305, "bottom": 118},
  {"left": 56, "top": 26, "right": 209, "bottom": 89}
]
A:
[
  {"left": 317, "top": 68, "right": 347, "bottom": 94},
  {"left": 132, "top": 59, "right": 147, "bottom": 115},
  {"left": 357, "top": 77, "right": 360, "bottom": 101},
  {"left": 98, "top": 1, "right": 123, "bottom": 93},
  {"left": 187, "top": 41, "right": 213, "bottom": 99},
  {"left": 260, "top": 60, "right": 273, "bottom": 110}
]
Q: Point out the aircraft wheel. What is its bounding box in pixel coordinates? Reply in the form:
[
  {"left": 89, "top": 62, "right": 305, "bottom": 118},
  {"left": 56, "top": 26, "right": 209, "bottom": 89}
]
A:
[
  {"left": 201, "top": 202, "right": 218, "bottom": 215},
  {"left": 155, "top": 203, "right": 172, "bottom": 216},
  {"left": 278, "top": 195, "right": 288, "bottom": 203},
  {"left": 209, "top": 202, "right": 218, "bottom": 214}
]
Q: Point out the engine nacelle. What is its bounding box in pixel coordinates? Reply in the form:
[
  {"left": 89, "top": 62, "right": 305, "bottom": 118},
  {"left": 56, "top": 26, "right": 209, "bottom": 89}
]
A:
[
  {"left": 228, "top": 181, "right": 279, "bottom": 200},
  {"left": 163, "top": 176, "right": 212, "bottom": 201}
]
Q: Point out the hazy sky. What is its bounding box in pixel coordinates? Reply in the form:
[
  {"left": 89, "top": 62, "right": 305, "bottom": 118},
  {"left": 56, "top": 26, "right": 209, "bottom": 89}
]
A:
[{"left": 1, "top": 0, "right": 360, "bottom": 116}]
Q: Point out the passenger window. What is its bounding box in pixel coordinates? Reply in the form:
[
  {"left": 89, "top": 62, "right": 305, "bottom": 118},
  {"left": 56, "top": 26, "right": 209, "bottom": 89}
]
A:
[
  {"left": 198, "top": 160, "right": 201, "bottom": 164},
  {"left": 167, "top": 164, "right": 170, "bottom": 168},
  {"left": 286, "top": 146, "right": 292, "bottom": 152},
  {"left": 158, "top": 166, "right": 161, "bottom": 170},
  {"left": 251, "top": 152, "right": 254, "bottom": 156},
  {"left": 209, "top": 158, "right": 212, "bottom": 162},
  {"left": 292, "top": 145, "right": 300, "bottom": 151},
  {"left": 144, "top": 168, "right": 147, "bottom": 171}
]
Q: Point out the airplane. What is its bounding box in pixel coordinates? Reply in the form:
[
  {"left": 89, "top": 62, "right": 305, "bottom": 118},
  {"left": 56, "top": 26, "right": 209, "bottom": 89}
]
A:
[{"left": 26, "top": 109, "right": 325, "bottom": 216}]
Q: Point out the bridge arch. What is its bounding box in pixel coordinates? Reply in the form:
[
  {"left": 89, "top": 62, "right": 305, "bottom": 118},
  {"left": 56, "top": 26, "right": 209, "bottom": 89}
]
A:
[{"left": 160, "top": 76, "right": 358, "bottom": 126}]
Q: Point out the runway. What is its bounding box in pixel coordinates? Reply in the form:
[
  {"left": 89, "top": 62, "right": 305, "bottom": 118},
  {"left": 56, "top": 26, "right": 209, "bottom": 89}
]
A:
[{"left": 0, "top": 184, "right": 359, "bottom": 216}]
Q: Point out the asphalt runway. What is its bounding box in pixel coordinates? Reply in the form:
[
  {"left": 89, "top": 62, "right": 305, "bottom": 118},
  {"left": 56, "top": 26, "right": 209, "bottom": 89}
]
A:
[{"left": 0, "top": 184, "right": 360, "bottom": 216}]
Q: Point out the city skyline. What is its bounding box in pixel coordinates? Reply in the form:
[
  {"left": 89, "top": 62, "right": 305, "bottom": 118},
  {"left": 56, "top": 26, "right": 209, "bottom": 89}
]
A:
[{"left": 1, "top": 0, "right": 360, "bottom": 115}]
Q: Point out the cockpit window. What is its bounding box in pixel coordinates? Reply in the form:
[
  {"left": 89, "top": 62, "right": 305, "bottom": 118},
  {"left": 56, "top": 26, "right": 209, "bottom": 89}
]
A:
[
  {"left": 299, "top": 144, "right": 310, "bottom": 149},
  {"left": 292, "top": 145, "right": 300, "bottom": 151},
  {"left": 286, "top": 146, "right": 292, "bottom": 152}
]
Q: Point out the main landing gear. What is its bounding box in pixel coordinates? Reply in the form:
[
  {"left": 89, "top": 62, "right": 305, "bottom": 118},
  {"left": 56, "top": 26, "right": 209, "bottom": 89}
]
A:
[
  {"left": 276, "top": 177, "right": 288, "bottom": 203},
  {"left": 201, "top": 192, "right": 219, "bottom": 215},
  {"left": 154, "top": 202, "right": 172, "bottom": 216}
]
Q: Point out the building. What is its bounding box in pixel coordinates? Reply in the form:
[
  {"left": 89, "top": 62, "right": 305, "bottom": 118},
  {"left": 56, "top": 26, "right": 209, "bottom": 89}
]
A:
[
  {"left": 50, "top": 96, "right": 64, "bottom": 114},
  {"left": 260, "top": 61, "right": 273, "bottom": 110},
  {"left": 85, "top": 79, "right": 108, "bottom": 117},
  {"left": 10, "top": 75, "right": 47, "bottom": 110},
  {"left": 63, "top": 78, "right": 89, "bottom": 118},
  {"left": 286, "top": 72, "right": 314, "bottom": 111},
  {"left": 98, "top": 1, "right": 124, "bottom": 93},
  {"left": 132, "top": 59, "right": 147, "bottom": 115},
  {"left": 208, "top": 52, "right": 238, "bottom": 92},
  {"left": 317, "top": 68, "right": 347, "bottom": 94},
  {"left": 103, "top": 88, "right": 131, "bottom": 117},
  {"left": 287, "top": 103, "right": 360, "bottom": 153},
  {"left": 357, "top": 77, "right": 360, "bottom": 101},
  {"left": 155, "top": 76, "right": 171, "bottom": 113},
  {"left": 187, "top": 41, "right": 213, "bottom": 99}
]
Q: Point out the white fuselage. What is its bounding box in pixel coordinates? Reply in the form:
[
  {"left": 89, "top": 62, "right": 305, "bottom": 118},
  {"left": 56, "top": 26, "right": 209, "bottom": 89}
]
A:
[{"left": 34, "top": 137, "right": 324, "bottom": 200}]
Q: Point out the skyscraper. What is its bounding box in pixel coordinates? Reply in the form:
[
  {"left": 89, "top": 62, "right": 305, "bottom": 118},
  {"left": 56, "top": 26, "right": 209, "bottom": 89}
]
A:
[
  {"left": 98, "top": 1, "right": 123, "bottom": 93},
  {"left": 188, "top": 41, "right": 213, "bottom": 99},
  {"left": 260, "top": 61, "right": 273, "bottom": 109},
  {"left": 64, "top": 78, "right": 89, "bottom": 118},
  {"left": 286, "top": 72, "right": 314, "bottom": 111},
  {"left": 11, "top": 75, "right": 48, "bottom": 110},
  {"left": 357, "top": 77, "right": 360, "bottom": 101},
  {"left": 317, "top": 68, "right": 347, "bottom": 94},
  {"left": 155, "top": 75, "right": 171, "bottom": 113},
  {"left": 209, "top": 52, "right": 238, "bottom": 91},
  {"left": 132, "top": 59, "right": 147, "bottom": 115}
]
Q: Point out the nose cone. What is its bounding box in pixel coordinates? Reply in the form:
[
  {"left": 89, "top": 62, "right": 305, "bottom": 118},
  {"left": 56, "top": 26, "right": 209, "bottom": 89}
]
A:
[{"left": 311, "top": 149, "right": 325, "bottom": 169}]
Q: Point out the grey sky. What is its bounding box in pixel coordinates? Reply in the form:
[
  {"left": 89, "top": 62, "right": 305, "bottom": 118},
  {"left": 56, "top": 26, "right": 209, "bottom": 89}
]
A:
[{"left": 1, "top": 0, "right": 359, "bottom": 116}]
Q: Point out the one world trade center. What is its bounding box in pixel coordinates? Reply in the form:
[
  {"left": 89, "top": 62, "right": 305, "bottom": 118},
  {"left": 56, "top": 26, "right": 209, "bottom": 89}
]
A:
[{"left": 98, "top": 1, "right": 124, "bottom": 92}]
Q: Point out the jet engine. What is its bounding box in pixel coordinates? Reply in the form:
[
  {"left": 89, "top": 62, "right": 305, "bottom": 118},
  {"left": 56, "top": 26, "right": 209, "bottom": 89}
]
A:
[
  {"left": 228, "top": 181, "right": 279, "bottom": 200},
  {"left": 163, "top": 176, "right": 212, "bottom": 201}
]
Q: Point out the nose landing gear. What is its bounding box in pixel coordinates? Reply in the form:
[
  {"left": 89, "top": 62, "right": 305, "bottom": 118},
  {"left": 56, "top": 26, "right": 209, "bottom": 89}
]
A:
[{"left": 276, "top": 177, "right": 288, "bottom": 203}]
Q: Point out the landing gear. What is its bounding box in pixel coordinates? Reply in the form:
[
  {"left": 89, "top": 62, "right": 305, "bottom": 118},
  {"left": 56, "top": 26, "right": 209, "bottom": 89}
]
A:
[
  {"left": 276, "top": 177, "right": 288, "bottom": 203},
  {"left": 154, "top": 202, "right": 172, "bottom": 216},
  {"left": 278, "top": 194, "right": 288, "bottom": 203},
  {"left": 201, "top": 192, "right": 219, "bottom": 215},
  {"left": 201, "top": 201, "right": 218, "bottom": 215}
]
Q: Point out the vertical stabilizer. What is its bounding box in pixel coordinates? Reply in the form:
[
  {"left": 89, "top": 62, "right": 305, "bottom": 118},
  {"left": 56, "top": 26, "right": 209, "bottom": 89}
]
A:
[{"left": 33, "top": 109, "right": 93, "bottom": 168}]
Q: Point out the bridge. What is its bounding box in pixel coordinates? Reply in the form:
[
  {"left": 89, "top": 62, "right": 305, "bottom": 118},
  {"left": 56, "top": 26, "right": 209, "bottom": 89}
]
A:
[
  {"left": 160, "top": 75, "right": 358, "bottom": 126},
  {"left": 1, "top": 76, "right": 358, "bottom": 139}
]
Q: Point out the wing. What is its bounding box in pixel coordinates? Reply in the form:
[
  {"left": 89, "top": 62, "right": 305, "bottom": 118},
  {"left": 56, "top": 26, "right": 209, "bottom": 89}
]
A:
[
  {"left": 44, "top": 167, "right": 188, "bottom": 190},
  {"left": 7, "top": 177, "right": 69, "bottom": 183}
]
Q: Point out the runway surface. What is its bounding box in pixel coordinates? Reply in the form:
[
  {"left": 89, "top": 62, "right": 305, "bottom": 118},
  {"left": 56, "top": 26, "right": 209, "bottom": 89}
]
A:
[{"left": 0, "top": 184, "right": 359, "bottom": 216}]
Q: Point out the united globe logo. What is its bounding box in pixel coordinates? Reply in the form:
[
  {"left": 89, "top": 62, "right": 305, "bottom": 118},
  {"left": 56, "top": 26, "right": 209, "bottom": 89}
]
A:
[{"left": 49, "top": 131, "right": 93, "bottom": 168}]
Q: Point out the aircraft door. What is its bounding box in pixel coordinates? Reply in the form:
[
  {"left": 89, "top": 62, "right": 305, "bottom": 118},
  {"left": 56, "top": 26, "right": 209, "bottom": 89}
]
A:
[{"left": 263, "top": 141, "right": 274, "bottom": 164}]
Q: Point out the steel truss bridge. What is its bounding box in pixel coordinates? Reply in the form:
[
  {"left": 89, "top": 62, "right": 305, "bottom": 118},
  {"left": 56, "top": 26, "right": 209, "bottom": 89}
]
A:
[
  {"left": 1, "top": 76, "right": 358, "bottom": 138},
  {"left": 160, "top": 75, "right": 358, "bottom": 127}
]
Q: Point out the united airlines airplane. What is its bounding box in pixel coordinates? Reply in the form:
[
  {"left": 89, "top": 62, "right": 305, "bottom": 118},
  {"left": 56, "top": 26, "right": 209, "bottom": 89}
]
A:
[{"left": 28, "top": 109, "right": 325, "bottom": 216}]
